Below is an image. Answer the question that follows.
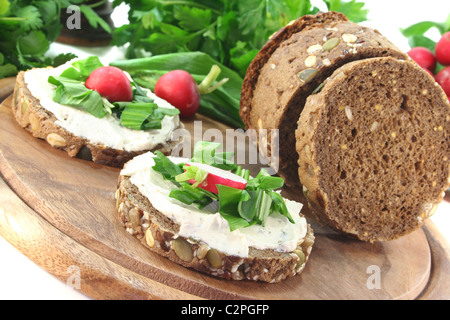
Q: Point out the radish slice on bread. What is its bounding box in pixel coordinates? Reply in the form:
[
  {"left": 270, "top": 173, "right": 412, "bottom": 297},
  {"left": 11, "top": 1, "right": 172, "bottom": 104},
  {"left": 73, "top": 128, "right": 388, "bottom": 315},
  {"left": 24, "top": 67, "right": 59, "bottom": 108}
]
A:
[{"left": 185, "top": 162, "right": 247, "bottom": 194}]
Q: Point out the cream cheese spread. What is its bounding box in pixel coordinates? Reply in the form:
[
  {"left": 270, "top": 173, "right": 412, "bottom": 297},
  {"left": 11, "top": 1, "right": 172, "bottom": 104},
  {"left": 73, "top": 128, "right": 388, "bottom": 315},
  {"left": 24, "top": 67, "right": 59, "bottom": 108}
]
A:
[
  {"left": 121, "top": 152, "right": 308, "bottom": 258},
  {"left": 23, "top": 60, "right": 180, "bottom": 152}
]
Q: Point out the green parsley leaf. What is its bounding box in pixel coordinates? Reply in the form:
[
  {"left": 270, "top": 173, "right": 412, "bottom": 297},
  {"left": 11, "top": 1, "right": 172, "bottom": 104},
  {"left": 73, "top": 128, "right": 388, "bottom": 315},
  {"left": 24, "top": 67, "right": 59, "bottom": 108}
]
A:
[
  {"left": 79, "top": 4, "right": 112, "bottom": 33},
  {"left": 323, "top": 0, "right": 368, "bottom": 23},
  {"left": 15, "top": 5, "right": 43, "bottom": 31}
]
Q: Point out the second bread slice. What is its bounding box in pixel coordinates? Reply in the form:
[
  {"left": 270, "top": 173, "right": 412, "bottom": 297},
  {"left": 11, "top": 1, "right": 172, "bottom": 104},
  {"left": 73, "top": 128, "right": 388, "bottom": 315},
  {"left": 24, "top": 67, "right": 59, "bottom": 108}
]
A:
[{"left": 296, "top": 57, "right": 450, "bottom": 242}]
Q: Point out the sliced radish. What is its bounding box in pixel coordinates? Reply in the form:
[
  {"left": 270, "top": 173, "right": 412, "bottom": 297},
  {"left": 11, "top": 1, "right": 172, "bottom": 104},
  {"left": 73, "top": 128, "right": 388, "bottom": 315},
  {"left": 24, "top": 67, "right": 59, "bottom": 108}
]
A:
[{"left": 185, "top": 162, "right": 247, "bottom": 194}]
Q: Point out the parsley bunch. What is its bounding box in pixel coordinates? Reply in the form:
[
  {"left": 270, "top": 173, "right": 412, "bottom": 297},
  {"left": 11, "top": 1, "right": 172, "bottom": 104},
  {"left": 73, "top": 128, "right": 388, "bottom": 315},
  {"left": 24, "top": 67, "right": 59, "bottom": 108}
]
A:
[
  {"left": 111, "top": 0, "right": 368, "bottom": 78},
  {"left": 0, "top": 0, "right": 111, "bottom": 79}
]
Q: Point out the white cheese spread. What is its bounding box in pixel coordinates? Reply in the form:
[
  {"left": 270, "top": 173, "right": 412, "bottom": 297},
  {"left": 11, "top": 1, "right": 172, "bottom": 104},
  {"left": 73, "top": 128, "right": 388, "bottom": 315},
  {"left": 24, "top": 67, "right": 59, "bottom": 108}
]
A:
[
  {"left": 24, "top": 60, "right": 180, "bottom": 152},
  {"left": 120, "top": 152, "right": 308, "bottom": 258}
]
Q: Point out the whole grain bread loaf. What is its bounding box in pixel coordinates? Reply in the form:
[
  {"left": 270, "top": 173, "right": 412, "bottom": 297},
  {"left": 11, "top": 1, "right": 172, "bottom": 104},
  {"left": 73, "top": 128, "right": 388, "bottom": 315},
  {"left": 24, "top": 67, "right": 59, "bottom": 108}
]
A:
[
  {"left": 12, "top": 71, "right": 182, "bottom": 168},
  {"left": 115, "top": 174, "right": 315, "bottom": 283},
  {"left": 296, "top": 57, "right": 450, "bottom": 242},
  {"left": 240, "top": 11, "right": 408, "bottom": 187}
]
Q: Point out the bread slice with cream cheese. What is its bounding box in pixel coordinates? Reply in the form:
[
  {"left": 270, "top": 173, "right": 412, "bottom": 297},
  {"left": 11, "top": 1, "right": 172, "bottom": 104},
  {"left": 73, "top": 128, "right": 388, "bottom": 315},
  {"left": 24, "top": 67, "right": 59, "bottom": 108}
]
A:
[
  {"left": 12, "top": 61, "right": 182, "bottom": 168},
  {"left": 115, "top": 151, "right": 315, "bottom": 283}
]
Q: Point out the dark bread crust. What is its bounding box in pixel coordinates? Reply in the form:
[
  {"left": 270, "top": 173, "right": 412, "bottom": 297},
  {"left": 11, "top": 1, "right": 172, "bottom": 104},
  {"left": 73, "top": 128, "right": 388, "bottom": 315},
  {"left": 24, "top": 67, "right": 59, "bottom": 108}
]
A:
[
  {"left": 12, "top": 70, "right": 182, "bottom": 168},
  {"left": 296, "top": 57, "right": 450, "bottom": 242},
  {"left": 239, "top": 12, "right": 408, "bottom": 187},
  {"left": 115, "top": 175, "right": 315, "bottom": 283}
]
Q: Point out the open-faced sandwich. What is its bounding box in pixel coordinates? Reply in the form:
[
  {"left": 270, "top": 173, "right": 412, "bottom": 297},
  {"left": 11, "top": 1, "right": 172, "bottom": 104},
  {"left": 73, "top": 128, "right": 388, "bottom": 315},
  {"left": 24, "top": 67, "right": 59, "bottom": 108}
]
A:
[
  {"left": 12, "top": 56, "right": 183, "bottom": 167},
  {"left": 115, "top": 141, "right": 315, "bottom": 283}
]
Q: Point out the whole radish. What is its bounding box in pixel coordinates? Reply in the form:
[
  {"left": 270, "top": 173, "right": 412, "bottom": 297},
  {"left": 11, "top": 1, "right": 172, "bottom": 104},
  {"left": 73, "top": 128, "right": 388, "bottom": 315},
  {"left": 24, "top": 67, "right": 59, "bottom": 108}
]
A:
[
  {"left": 407, "top": 47, "right": 437, "bottom": 73},
  {"left": 435, "top": 31, "right": 450, "bottom": 66},
  {"left": 154, "top": 70, "right": 200, "bottom": 118},
  {"left": 435, "top": 66, "right": 450, "bottom": 98},
  {"left": 154, "top": 66, "right": 228, "bottom": 118},
  {"left": 85, "top": 66, "right": 133, "bottom": 102}
]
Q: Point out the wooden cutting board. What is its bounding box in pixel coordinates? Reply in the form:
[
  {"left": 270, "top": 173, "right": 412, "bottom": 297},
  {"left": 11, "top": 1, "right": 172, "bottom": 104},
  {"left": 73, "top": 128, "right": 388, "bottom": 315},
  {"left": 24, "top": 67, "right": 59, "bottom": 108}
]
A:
[{"left": 0, "top": 94, "right": 448, "bottom": 300}]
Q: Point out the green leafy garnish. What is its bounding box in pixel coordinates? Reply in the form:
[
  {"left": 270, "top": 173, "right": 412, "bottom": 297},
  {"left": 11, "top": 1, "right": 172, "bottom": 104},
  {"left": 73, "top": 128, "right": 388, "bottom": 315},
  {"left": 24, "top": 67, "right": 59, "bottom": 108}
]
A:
[
  {"left": 48, "top": 56, "right": 180, "bottom": 130},
  {"left": 175, "top": 165, "right": 209, "bottom": 188},
  {"left": 152, "top": 150, "right": 184, "bottom": 181},
  {"left": 0, "top": 0, "right": 112, "bottom": 79},
  {"left": 151, "top": 141, "right": 296, "bottom": 231},
  {"left": 111, "top": 0, "right": 368, "bottom": 79}
]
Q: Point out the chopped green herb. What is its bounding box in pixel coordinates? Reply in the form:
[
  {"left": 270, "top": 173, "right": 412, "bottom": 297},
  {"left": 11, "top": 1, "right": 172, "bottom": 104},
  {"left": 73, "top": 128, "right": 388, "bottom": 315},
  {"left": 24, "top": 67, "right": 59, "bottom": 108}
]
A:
[
  {"left": 151, "top": 141, "right": 297, "bottom": 231},
  {"left": 152, "top": 151, "right": 184, "bottom": 181}
]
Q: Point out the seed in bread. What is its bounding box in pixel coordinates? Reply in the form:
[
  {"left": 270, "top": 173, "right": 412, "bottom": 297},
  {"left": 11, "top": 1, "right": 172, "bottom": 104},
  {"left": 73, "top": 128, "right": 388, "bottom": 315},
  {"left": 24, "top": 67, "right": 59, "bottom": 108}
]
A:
[{"left": 296, "top": 57, "right": 450, "bottom": 242}]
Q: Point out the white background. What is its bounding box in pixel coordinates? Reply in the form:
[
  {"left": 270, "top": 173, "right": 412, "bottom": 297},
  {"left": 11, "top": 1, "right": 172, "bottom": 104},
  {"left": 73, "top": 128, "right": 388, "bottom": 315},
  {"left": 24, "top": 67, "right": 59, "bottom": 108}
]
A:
[{"left": 0, "top": 0, "right": 449, "bottom": 300}]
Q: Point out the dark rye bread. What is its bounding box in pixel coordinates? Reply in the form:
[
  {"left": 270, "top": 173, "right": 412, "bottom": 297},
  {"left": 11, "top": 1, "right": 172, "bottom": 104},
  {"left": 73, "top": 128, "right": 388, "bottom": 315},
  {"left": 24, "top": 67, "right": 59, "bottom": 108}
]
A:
[
  {"left": 12, "top": 70, "right": 182, "bottom": 168},
  {"left": 239, "top": 11, "right": 408, "bottom": 187},
  {"left": 296, "top": 57, "right": 450, "bottom": 242},
  {"left": 115, "top": 174, "right": 315, "bottom": 283}
]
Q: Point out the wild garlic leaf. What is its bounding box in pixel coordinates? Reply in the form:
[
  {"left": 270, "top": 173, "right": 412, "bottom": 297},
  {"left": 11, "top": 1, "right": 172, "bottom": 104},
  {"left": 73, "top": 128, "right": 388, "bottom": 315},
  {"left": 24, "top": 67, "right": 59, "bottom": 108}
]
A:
[{"left": 152, "top": 151, "right": 184, "bottom": 181}]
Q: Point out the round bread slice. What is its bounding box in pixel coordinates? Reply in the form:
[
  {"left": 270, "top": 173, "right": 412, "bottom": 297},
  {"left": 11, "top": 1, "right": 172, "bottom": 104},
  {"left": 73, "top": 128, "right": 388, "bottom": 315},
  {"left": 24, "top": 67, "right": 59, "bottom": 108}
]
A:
[
  {"left": 239, "top": 11, "right": 408, "bottom": 187},
  {"left": 12, "top": 70, "right": 183, "bottom": 168},
  {"left": 115, "top": 175, "right": 315, "bottom": 283},
  {"left": 296, "top": 57, "right": 450, "bottom": 242}
]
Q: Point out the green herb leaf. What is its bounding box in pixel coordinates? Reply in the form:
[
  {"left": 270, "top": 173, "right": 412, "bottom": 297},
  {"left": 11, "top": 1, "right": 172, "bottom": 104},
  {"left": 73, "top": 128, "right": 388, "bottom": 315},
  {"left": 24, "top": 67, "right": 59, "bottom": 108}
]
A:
[
  {"left": 17, "top": 30, "right": 49, "bottom": 56},
  {"left": 192, "top": 141, "right": 222, "bottom": 164},
  {"left": 175, "top": 165, "right": 209, "bottom": 188},
  {"left": 15, "top": 5, "right": 43, "bottom": 31},
  {"left": 152, "top": 151, "right": 184, "bottom": 181},
  {"left": 49, "top": 75, "right": 107, "bottom": 118},
  {"left": 246, "top": 169, "right": 285, "bottom": 191},
  {"left": 120, "top": 102, "right": 157, "bottom": 130},
  {"left": 169, "top": 185, "right": 212, "bottom": 209},
  {"left": 323, "top": 0, "right": 368, "bottom": 22},
  {"left": 80, "top": 4, "right": 111, "bottom": 33},
  {"left": 220, "top": 212, "right": 254, "bottom": 231},
  {"left": 270, "top": 192, "right": 295, "bottom": 223},
  {"left": 71, "top": 56, "right": 104, "bottom": 78},
  {"left": 217, "top": 184, "right": 245, "bottom": 216}
]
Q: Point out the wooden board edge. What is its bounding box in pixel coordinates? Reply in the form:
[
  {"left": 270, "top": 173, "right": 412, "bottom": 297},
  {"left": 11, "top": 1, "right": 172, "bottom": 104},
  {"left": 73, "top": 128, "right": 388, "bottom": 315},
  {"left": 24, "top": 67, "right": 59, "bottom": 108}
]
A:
[
  {"left": 416, "top": 220, "right": 450, "bottom": 300},
  {"left": 0, "top": 177, "right": 204, "bottom": 300}
]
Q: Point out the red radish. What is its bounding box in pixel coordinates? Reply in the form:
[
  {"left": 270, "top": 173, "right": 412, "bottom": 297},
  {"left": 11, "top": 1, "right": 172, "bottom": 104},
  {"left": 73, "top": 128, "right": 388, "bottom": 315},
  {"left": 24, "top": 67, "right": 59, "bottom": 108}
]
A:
[
  {"left": 185, "top": 162, "right": 247, "bottom": 194},
  {"left": 435, "top": 66, "right": 450, "bottom": 98},
  {"left": 407, "top": 47, "right": 437, "bottom": 73},
  {"left": 154, "top": 70, "right": 200, "bottom": 118},
  {"left": 85, "top": 66, "right": 133, "bottom": 103},
  {"left": 435, "top": 32, "right": 450, "bottom": 66}
]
